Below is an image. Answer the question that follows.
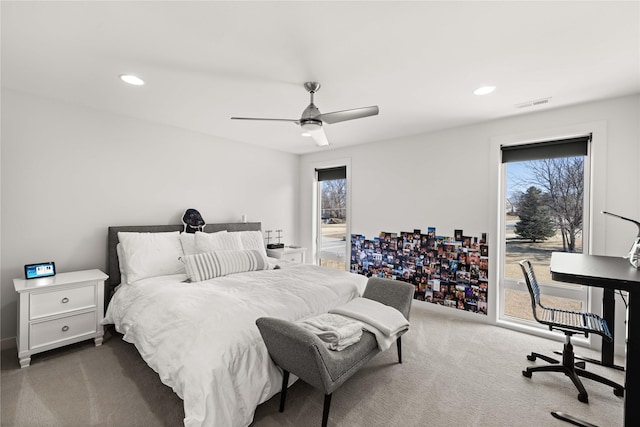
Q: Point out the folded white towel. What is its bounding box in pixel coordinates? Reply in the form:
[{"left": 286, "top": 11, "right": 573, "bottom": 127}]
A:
[
  {"left": 347, "top": 320, "right": 397, "bottom": 351},
  {"left": 299, "top": 313, "right": 363, "bottom": 351},
  {"left": 329, "top": 297, "right": 409, "bottom": 337},
  {"left": 325, "top": 332, "right": 362, "bottom": 351}
]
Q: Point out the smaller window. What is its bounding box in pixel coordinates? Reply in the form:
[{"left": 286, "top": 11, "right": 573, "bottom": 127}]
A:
[{"left": 316, "top": 166, "right": 347, "bottom": 270}]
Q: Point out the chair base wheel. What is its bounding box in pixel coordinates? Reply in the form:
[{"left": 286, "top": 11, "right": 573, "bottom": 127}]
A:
[
  {"left": 527, "top": 354, "right": 536, "bottom": 361},
  {"left": 578, "top": 392, "right": 588, "bottom": 403},
  {"left": 614, "top": 388, "right": 624, "bottom": 397},
  {"left": 522, "top": 370, "right": 532, "bottom": 378}
]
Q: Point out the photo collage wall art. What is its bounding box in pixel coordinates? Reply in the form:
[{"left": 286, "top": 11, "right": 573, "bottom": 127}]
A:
[{"left": 350, "top": 228, "right": 489, "bottom": 315}]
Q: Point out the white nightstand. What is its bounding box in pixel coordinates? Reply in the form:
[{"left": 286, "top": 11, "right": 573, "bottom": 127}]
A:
[
  {"left": 13, "top": 269, "right": 108, "bottom": 368},
  {"left": 266, "top": 247, "right": 307, "bottom": 263}
]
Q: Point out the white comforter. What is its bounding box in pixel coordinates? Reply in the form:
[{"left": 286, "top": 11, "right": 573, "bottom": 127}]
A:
[{"left": 103, "top": 261, "right": 367, "bottom": 427}]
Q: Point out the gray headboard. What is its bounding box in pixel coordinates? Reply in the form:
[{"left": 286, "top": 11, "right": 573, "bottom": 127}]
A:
[{"left": 106, "top": 222, "right": 262, "bottom": 307}]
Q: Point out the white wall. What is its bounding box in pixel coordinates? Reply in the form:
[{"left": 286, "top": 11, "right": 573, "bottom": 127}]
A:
[
  {"left": 1, "top": 89, "right": 299, "bottom": 340},
  {"left": 300, "top": 94, "right": 640, "bottom": 350}
]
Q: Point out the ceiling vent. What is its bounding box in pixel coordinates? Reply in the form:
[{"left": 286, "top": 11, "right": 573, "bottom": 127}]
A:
[{"left": 515, "top": 97, "right": 552, "bottom": 109}]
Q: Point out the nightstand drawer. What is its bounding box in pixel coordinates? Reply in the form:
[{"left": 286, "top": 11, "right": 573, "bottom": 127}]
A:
[
  {"left": 266, "top": 247, "right": 306, "bottom": 263},
  {"left": 282, "top": 253, "right": 303, "bottom": 262},
  {"left": 30, "top": 311, "right": 97, "bottom": 349},
  {"left": 30, "top": 284, "right": 96, "bottom": 320}
]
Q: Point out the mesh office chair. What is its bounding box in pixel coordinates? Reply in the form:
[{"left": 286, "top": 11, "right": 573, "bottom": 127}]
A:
[{"left": 519, "top": 259, "right": 624, "bottom": 403}]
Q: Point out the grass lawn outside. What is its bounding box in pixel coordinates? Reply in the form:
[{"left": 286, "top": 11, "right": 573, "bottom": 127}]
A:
[
  {"left": 504, "top": 215, "right": 583, "bottom": 321},
  {"left": 320, "top": 223, "right": 347, "bottom": 270}
]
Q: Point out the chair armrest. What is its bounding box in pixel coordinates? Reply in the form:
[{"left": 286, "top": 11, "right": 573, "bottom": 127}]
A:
[
  {"left": 362, "top": 277, "right": 415, "bottom": 320},
  {"left": 256, "top": 317, "right": 335, "bottom": 392}
]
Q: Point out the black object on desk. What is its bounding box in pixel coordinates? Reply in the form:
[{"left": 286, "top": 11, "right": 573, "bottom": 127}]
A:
[{"left": 550, "top": 252, "right": 640, "bottom": 427}]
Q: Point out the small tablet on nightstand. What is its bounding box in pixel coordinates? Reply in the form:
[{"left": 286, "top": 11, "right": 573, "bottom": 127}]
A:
[{"left": 24, "top": 262, "right": 56, "bottom": 279}]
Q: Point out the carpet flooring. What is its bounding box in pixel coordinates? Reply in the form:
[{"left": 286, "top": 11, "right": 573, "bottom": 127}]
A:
[{"left": 1, "top": 302, "right": 626, "bottom": 426}]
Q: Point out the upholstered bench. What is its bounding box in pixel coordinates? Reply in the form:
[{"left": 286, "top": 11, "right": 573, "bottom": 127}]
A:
[{"left": 256, "top": 277, "right": 414, "bottom": 427}]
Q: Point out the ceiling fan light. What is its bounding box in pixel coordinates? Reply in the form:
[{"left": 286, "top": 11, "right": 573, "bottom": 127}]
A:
[
  {"left": 301, "top": 131, "right": 312, "bottom": 137},
  {"left": 301, "top": 121, "right": 322, "bottom": 132}
]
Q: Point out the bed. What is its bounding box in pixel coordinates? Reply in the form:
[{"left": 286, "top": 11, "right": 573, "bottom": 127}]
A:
[{"left": 102, "top": 223, "right": 367, "bottom": 427}]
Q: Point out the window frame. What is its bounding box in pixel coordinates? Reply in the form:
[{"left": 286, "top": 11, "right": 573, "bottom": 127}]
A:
[
  {"left": 312, "top": 159, "right": 351, "bottom": 270},
  {"left": 490, "top": 121, "right": 609, "bottom": 345},
  {"left": 498, "top": 137, "right": 592, "bottom": 329}
]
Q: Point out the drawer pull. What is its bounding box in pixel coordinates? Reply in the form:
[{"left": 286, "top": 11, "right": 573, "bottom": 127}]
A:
[
  {"left": 61, "top": 325, "right": 69, "bottom": 332},
  {"left": 61, "top": 297, "right": 69, "bottom": 303}
]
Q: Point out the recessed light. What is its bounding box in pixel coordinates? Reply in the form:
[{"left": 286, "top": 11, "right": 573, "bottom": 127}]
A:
[
  {"left": 473, "top": 86, "right": 496, "bottom": 96},
  {"left": 119, "top": 74, "right": 145, "bottom": 86}
]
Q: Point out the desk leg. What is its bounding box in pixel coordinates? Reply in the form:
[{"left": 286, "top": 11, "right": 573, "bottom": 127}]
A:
[
  {"left": 602, "top": 288, "right": 618, "bottom": 368},
  {"left": 625, "top": 293, "right": 638, "bottom": 426}
]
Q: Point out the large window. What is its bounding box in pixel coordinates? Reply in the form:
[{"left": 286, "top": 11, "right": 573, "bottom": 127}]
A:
[
  {"left": 500, "top": 136, "right": 591, "bottom": 325},
  {"left": 316, "top": 166, "right": 348, "bottom": 270}
]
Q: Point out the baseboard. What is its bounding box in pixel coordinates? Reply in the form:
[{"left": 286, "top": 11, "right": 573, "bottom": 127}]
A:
[{"left": 1, "top": 337, "right": 17, "bottom": 351}]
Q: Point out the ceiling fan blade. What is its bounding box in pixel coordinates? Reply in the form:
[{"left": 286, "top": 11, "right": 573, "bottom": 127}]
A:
[
  {"left": 317, "top": 106, "right": 379, "bottom": 124},
  {"left": 231, "top": 117, "right": 298, "bottom": 123},
  {"left": 309, "top": 127, "right": 329, "bottom": 147}
]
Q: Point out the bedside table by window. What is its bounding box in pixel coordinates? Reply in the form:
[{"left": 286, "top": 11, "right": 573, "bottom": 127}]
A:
[
  {"left": 266, "top": 247, "right": 307, "bottom": 263},
  {"left": 13, "top": 269, "right": 108, "bottom": 368}
]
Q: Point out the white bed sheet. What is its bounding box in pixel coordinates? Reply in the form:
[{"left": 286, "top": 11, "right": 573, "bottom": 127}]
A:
[{"left": 103, "top": 261, "right": 367, "bottom": 427}]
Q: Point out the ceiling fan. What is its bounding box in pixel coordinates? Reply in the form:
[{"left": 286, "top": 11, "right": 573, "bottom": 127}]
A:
[{"left": 231, "top": 82, "right": 379, "bottom": 147}]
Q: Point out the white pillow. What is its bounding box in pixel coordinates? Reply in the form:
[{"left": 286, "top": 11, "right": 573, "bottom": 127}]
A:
[
  {"left": 235, "top": 230, "right": 267, "bottom": 258},
  {"left": 195, "top": 230, "right": 242, "bottom": 253},
  {"left": 117, "top": 231, "right": 185, "bottom": 284},
  {"left": 181, "top": 249, "right": 269, "bottom": 282},
  {"left": 180, "top": 230, "right": 226, "bottom": 256},
  {"left": 116, "top": 243, "right": 129, "bottom": 285}
]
